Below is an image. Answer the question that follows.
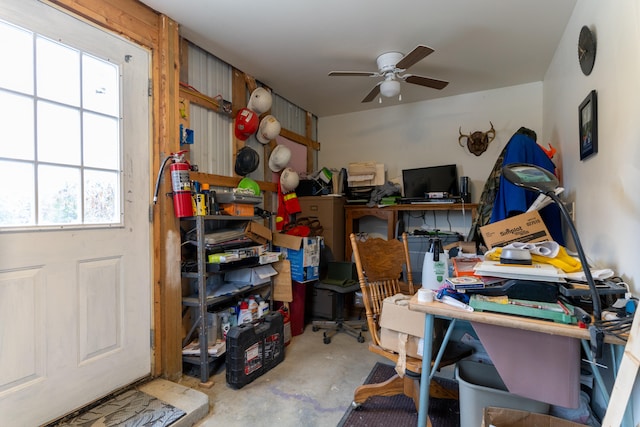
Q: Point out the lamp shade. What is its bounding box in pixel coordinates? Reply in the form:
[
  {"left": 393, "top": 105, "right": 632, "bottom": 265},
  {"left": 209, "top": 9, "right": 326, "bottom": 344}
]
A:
[{"left": 380, "top": 79, "right": 400, "bottom": 98}]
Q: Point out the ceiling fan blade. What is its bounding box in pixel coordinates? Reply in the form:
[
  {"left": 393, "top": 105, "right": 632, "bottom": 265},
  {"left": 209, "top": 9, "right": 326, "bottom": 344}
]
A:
[
  {"left": 403, "top": 74, "right": 449, "bottom": 90},
  {"left": 395, "top": 45, "right": 434, "bottom": 70},
  {"left": 362, "top": 84, "right": 381, "bottom": 103},
  {"left": 328, "top": 71, "right": 378, "bottom": 77}
]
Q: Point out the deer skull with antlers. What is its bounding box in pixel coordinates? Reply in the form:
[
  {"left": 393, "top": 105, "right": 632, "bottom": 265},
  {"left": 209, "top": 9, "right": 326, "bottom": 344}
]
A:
[{"left": 458, "top": 122, "right": 496, "bottom": 156}]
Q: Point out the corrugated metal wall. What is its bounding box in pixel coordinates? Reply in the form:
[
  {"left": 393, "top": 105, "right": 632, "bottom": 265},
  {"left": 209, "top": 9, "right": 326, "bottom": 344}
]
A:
[
  {"left": 186, "top": 42, "right": 317, "bottom": 177},
  {"left": 186, "top": 44, "right": 233, "bottom": 175}
]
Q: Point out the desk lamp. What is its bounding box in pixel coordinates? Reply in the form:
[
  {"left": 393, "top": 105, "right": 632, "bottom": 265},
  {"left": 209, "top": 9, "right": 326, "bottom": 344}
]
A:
[{"left": 501, "top": 163, "right": 601, "bottom": 321}]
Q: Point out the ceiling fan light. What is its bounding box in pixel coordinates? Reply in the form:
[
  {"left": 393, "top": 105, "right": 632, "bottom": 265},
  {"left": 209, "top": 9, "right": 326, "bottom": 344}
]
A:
[{"left": 380, "top": 80, "right": 401, "bottom": 98}]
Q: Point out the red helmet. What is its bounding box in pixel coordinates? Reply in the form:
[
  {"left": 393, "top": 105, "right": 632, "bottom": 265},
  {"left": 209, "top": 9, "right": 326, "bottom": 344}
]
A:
[{"left": 234, "top": 108, "right": 259, "bottom": 141}]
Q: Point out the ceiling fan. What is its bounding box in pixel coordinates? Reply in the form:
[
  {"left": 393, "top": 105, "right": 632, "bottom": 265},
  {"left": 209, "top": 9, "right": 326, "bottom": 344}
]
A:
[{"left": 328, "top": 45, "right": 449, "bottom": 103}]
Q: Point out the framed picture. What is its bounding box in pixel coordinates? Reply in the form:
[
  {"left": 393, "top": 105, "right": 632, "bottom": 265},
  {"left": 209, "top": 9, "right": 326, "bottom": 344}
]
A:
[{"left": 579, "top": 90, "right": 598, "bottom": 160}]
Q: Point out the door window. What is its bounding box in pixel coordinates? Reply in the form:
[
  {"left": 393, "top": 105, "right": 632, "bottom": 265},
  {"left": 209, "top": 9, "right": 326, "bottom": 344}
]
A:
[{"left": 0, "top": 20, "right": 121, "bottom": 229}]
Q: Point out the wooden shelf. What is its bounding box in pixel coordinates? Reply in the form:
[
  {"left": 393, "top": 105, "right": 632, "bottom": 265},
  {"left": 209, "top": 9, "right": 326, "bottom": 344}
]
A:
[{"left": 344, "top": 203, "right": 478, "bottom": 260}]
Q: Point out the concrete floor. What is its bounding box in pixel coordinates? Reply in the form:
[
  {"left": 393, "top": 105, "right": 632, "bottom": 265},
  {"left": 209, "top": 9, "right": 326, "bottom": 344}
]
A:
[{"left": 176, "top": 323, "right": 389, "bottom": 427}]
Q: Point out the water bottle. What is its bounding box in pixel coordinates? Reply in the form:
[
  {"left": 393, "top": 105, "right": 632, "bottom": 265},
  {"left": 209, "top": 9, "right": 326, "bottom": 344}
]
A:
[{"left": 421, "top": 236, "right": 449, "bottom": 290}]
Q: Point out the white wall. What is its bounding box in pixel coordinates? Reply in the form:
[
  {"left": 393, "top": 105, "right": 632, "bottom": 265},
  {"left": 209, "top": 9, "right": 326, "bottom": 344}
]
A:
[
  {"left": 319, "top": 82, "right": 543, "bottom": 204},
  {"left": 319, "top": 83, "right": 545, "bottom": 237},
  {"left": 544, "top": 0, "right": 640, "bottom": 422},
  {"left": 544, "top": 0, "right": 640, "bottom": 293}
]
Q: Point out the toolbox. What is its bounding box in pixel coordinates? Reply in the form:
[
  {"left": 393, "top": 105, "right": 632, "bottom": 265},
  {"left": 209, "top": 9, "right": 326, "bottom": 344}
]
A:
[{"left": 226, "top": 310, "right": 285, "bottom": 389}]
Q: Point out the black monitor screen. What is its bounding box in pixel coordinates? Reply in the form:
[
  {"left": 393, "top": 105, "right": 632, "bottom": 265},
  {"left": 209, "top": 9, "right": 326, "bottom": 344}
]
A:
[{"left": 402, "top": 164, "right": 459, "bottom": 198}]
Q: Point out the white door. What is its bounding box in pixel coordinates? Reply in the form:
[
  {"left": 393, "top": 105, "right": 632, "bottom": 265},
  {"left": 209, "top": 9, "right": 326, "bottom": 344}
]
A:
[{"left": 0, "top": 1, "right": 151, "bottom": 425}]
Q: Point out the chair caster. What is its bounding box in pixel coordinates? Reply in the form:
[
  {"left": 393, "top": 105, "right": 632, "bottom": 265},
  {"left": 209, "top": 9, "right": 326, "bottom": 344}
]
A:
[
  {"left": 323, "top": 336, "right": 331, "bottom": 344},
  {"left": 312, "top": 325, "right": 319, "bottom": 332},
  {"left": 357, "top": 335, "right": 365, "bottom": 343}
]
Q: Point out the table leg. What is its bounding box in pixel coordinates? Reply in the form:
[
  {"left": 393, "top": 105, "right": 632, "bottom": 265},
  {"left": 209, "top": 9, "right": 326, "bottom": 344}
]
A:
[{"left": 418, "top": 313, "right": 435, "bottom": 427}]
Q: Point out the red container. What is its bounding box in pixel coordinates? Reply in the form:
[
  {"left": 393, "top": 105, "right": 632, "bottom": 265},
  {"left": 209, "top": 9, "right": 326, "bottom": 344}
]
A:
[{"left": 289, "top": 282, "right": 307, "bottom": 336}]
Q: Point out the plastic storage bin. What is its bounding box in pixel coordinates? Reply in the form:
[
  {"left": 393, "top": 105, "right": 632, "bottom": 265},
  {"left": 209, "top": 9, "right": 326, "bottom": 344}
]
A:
[{"left": 456, "top": 360, "right": 550, "bottom": 427}]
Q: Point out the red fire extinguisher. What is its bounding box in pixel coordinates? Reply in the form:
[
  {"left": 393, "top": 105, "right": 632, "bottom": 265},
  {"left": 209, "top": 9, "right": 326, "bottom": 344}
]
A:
[{"left": 153, "top": 150, "right": 193, "bottom": 218}]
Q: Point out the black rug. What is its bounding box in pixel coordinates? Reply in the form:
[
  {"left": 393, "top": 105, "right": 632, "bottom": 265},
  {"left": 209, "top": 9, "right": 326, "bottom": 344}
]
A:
[{"left": 338, "top": 362, "right": 460, "bottom": 427}]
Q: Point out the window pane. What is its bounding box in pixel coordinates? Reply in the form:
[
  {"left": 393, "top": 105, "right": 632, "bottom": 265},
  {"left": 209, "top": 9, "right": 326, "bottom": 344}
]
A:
[
  {"left": 0, "top": 161, "right": 35, "bottom": 226},
  {"left": 84, "top": 169, "right": 119, "bottom": 224},
  {"left": 38, "top": 164, "right": 81, "bottom": 225},
  {"left": 83, "top": 54, "right": 119, "bottom": 116},
  {"left": 83, "top": 112, "right": 119, "bottom": 169},
  {"left": 0, "top": 21, "right": 33, "bottom": 94},
  {"left": 0, "top": 90, "right": 34, "bottom": 160},
  {"left": 36, "top": 36, "right": 80, "bottom": 106},
  {"left": 37, "top": 101, "right": 81, "bottom": 165}
]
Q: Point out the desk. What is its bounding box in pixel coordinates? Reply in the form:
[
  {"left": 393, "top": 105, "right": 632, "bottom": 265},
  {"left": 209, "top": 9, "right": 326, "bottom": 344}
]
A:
[
  {"left": 344, "top": 203, "right": 478, "bottom": 260},
  {"left": 408, "top": 294, "right": 626, "bottom": 427}
]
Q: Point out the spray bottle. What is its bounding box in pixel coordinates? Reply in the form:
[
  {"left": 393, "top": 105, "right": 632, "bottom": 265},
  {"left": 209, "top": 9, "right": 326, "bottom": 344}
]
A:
[{"left": 421, "top": 235, "right": 449, "bottom": 290}]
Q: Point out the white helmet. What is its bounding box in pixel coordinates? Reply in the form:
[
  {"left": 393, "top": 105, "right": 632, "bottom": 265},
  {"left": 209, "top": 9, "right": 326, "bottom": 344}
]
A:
[
  {"left": 280, "top": 167, "right": 300, "bottom": 193},
  {"left": 247, "top": 87, "right": 273, "bottom": 115},
  {"left": 268, "top": 145, "right": 291, "bottom": 172},
  {"left": 256, "top": 115, "right": 282, "bottom": 144}
]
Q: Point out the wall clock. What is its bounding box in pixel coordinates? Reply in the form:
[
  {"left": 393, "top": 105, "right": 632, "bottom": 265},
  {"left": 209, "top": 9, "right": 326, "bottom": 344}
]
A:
[{"left": 578, "top": 25, "right": 596, "bottom": 76}]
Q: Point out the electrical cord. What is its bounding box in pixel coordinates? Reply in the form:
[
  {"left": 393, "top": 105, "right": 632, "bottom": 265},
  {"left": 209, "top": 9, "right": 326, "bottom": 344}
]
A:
[{"left": 592, "top": 316, "right": 632, "bottom": 342}]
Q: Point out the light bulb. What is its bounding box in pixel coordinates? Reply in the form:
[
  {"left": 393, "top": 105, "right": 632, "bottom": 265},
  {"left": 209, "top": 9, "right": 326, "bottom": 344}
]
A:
[{"left": 380, "top": 80, "right": 400, "bottom": 98}]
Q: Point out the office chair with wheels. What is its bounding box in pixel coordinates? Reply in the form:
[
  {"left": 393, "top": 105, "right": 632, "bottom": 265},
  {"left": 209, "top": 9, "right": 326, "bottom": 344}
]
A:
[
  {"left": 349, "top": 232, "right": 473, "bottom": 411},
  {"left": 312, "top": 261, "right": 367, "bottom": 344}
]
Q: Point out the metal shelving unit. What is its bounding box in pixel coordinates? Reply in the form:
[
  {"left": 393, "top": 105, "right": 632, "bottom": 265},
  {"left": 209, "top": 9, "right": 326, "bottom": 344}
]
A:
[{"left": 180, "top": 214, "right": 273, "bottom": 383}]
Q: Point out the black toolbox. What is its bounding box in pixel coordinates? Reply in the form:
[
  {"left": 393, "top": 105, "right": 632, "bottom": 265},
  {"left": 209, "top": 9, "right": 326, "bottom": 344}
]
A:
[{"left": 226, "top": 311, "right": 285, "bottom": 389}]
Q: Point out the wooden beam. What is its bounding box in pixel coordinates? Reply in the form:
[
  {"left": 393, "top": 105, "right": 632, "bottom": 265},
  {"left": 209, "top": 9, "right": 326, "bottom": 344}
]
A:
[
  {"left": 151, "top": 14, "right": 183, "bottom": 381},
  {"left": 179, "top": 85, "right": 232, "bottom": 117},
  {"left": 48, "top": 0, "right": 158, "bottom": 48},
  {"left": 280, "top": 127, "right": 321, "bottom": 151}
]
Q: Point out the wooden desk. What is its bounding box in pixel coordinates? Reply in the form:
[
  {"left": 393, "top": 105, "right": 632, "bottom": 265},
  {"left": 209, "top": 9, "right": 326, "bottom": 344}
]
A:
[
  {"left": 408, "top": 294, "right": 625, "bottom": 427},
  {"left": 344, "top": 203, "right": 478, "bottom": 260}
]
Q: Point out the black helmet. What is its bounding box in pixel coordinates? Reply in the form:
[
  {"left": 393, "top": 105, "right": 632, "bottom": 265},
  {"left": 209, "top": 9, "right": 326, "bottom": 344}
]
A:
[{"left": 235, "top": 146, "right": 259, "bottom": 176}]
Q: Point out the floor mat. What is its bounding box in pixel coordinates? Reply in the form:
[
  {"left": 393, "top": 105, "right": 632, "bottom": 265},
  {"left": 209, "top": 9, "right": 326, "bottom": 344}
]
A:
[
  {"left": 53, "top": 389, "right": 185, "bottom": 427},
  {"left": 337, "top": 362, "right": 460, "bottom": 427}
]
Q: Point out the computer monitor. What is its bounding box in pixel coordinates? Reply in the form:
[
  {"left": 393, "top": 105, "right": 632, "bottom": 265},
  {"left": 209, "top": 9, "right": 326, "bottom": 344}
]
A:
[{"left": 402, "top": 164, "right": 459, "bottom": 199}]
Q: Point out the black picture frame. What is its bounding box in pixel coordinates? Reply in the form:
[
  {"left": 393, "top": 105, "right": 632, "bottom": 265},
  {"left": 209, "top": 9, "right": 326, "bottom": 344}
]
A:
[{"left": 579, "top": 90, "right": 598, "bottom": 160}]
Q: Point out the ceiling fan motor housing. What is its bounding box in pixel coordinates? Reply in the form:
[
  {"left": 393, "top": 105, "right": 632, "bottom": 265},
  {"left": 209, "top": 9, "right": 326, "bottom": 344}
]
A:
[{"left": 376, "top": 51, "right": 404, "bottom": 73}]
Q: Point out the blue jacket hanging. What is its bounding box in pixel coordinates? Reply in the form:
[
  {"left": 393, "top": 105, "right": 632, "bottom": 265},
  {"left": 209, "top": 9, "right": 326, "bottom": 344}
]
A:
[{"left": 490, "top": 132, "right": 565, "bottom": 245}]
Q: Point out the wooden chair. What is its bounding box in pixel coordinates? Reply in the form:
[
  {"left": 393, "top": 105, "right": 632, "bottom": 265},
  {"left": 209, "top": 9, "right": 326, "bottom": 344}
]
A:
[{"left": 349, "top": 232, "right": 472, "bottom": 412}]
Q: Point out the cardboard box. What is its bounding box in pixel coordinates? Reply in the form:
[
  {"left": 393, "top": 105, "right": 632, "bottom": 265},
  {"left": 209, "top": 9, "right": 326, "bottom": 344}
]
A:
[
  {"left": 482, "top": 407, "right": 588, "bottom": 427},
  {"left": 378, "top": 294, "right": 425, "bottom": 359},
  {"left": 244, "top": 221, "right": 272, "bottom": 245},
  {"left": 479, "top": 211, "right": 551, "bottom": 249},
  {"left": 273, "top": 233, "right": 323, "bottom": 282}
]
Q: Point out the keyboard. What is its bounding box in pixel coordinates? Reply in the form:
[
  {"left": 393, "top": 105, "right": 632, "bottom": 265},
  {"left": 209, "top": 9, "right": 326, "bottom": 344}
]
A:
[{"left": 401, "top": 198, "right": 461, "bottom": 204}]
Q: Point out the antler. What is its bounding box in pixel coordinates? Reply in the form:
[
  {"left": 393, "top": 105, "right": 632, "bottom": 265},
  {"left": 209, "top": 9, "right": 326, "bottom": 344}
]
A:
[
  {"left": 458, "top": 127, "right": 469, "bottom": 147},
  {"left": 486, "top": 121, "right": 496, "bottom": 143}
]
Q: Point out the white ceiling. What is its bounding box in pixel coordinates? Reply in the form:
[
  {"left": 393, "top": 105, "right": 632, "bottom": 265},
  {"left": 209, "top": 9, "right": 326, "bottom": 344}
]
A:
[{"left": 139, "top": 0, "right": 577, "bottom": 118}]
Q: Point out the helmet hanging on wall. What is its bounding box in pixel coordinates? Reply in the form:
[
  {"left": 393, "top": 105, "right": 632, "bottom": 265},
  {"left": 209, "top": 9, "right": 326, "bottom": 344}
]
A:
[
  {"left": 268, "top": 145, "right": 291, "bottom": 172},
  {"left": 234, "top": 146, "right": 259, "bottom": 176},
  {"left": 280, "top": 167, "right": 300, "bottom": 193},
  {"left": 234, "top": 108, "right": 259, "bottom": 141},
  {"left": 247, "top": 87, "right": 273, "bottom": 115},
  {"left": 256, "top": 115, "right": 281, "bottom": 144}
]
